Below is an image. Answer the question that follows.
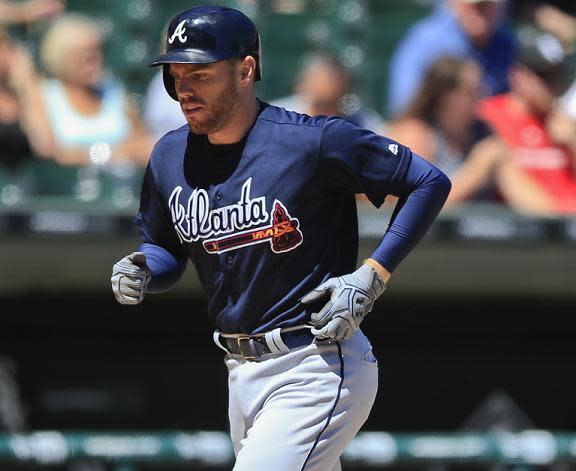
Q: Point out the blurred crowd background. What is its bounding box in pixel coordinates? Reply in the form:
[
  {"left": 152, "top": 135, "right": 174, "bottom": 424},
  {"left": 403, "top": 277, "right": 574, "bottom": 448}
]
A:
[
  {"left": 0, "top": 0, "right": 576, "bottom": 215},
  {"left": 1, "top": 1, "right": 576, "bottom": 470}
]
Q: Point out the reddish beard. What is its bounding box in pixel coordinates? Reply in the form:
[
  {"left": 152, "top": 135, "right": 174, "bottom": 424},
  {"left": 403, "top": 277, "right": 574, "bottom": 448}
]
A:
[{"left": 184, "top": 79, "right": 240, "bottom": 135}]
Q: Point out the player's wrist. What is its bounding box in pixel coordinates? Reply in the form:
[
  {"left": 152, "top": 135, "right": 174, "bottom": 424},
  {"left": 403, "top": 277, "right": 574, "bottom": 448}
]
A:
[{"left": 362, "top": 258, "right": 391, "bottom": 284}]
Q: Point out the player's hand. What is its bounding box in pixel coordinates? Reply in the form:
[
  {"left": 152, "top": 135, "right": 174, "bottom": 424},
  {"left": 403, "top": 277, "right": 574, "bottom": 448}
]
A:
[
  {"left": 301, "top": 264, "right": 386, "bottom": 341},
  {"left": 111, "top": 252, "right": 151, "bottom": 305}
]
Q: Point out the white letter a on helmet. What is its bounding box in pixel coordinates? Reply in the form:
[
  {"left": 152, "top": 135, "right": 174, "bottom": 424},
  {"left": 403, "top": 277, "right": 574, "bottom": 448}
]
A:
[{"left": 168, "top": 20, "right": 188, "bottom": 44}]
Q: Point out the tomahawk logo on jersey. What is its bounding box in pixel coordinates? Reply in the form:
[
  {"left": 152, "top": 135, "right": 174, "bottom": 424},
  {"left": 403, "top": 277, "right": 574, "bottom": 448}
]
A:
[{"left": 168, "top": 177, "right": 303, "bottom": 254}]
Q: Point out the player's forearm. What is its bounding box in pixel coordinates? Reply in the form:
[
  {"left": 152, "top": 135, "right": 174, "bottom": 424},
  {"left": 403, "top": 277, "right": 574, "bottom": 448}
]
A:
[
  {"left": 369, "top": 153, "right": 451, "bottom": 272},
  {"left": 139, "top": 242, "right": 187, "bottom": 293}
]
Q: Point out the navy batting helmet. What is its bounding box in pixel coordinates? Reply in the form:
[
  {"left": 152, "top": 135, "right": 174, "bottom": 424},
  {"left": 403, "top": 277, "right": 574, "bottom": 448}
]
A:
[{"left": 149, "top": 6, "right": 262, "bottom": 101}]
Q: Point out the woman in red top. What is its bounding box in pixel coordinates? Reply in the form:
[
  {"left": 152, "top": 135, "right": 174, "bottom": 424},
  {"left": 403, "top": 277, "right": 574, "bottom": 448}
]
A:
[{"left": 478, "top": 26, "right": 576, "bottom": 215}]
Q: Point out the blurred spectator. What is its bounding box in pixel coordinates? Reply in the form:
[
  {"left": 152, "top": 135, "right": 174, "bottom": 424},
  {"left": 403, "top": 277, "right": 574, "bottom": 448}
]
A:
[
  {"left": 143, "top": 69, "right": 187, "bottom": 143},
  {"left": 0, "top": 28, "right": 32, "bottom": 172},
  {"left": 532, "top": 3, "right": 576, "bottom": 153},
  {"left": 388, "top": 55, "right": 501, "bottom": 208},
  {"left": 271, "top": 51, "right": 387, "bottom": 133},
  {"left": 0, "top": 0, "right": 63, "bottom": 26},
  {"left": 511, "top": 3, "right": 576, "bottom": 154},
  {"left": 550, "top": 79, "right": 576, "bottom": 153},
  {"left": 533, "top": 3, "right": 576, "bottom": 52},
  {"left": 142, "top": 21, "right": 186, "bottom": 143},
  {"left": 478, "top": 26, "right": 576, "bottom": 215},
  {"left": 512, "top": 1, "right": 576, "bottom": 52},
  {"left": 34, "top": 14, "right": 153, "bottom": 166},
  {"left": 0, "top": 27, "right": 56, "bottom": 177},
  {"left": 387, "top": 0, "right": 516, "bottom": 119}
]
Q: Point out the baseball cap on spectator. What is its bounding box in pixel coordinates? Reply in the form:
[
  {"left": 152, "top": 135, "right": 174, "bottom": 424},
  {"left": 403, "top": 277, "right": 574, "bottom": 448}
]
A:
[
  {"left": 516, "top": 25, "right": 571, "bottom": 94},
  {"left": 517, "top": 26, "right": 568, "bottom": 70}
]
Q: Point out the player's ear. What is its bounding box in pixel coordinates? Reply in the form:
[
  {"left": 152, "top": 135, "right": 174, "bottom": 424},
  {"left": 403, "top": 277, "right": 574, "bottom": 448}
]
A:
[{"left": 239, "top": 56, "right": 256, "bottom": 84}]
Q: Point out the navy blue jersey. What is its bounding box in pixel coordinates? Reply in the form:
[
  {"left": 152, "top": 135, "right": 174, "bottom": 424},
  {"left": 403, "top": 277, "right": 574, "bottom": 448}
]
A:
[{"left": 136, "top": 101, "right": 449, "bottom": 334}]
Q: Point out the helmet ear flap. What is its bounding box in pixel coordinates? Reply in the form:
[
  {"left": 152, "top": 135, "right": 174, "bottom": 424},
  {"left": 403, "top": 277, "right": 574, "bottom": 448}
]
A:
[
  {"left": 162, "top": 65, "right": 178, "bottom": 101},
  {"left": 254, "top": 32, "right": 262, "bottom": 81}
]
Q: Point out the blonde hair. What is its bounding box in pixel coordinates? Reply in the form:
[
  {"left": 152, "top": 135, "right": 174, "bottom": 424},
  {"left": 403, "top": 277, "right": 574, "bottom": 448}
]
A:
[{"left": 40, "top": 14, "right": 102, "bottom": 78}]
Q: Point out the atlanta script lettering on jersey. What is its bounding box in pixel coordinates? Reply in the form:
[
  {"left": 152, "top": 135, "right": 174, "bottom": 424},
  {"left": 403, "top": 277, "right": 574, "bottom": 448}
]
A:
[{"left": 168, "top": 178, "right": 303, "bottom": 254}]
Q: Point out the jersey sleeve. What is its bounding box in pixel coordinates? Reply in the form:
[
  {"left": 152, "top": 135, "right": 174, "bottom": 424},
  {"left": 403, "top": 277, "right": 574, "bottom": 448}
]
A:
[
  {"left": 319, "top": 117, "right": 451, "bottom": 273},
  {"left": 135, "top": 163, "right": 180, "bottom": 250},
  {"left": 318, "top": 117, "right": 412, "bottom": 207},
  {"left": 369, "top": 153, "right": 451, "bottom": 272},
  {"left": 135, "top": 160, "right": 188, "bottom": 291}
]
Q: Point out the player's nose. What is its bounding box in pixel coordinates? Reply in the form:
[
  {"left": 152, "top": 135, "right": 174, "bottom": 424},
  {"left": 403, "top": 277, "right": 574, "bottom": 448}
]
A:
[{"left": 174, "top": 80, "right": 196, "bottom": 98}]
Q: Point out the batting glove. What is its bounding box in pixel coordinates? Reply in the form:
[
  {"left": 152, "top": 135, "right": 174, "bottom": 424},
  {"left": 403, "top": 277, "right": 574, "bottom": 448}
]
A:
[
  {"left": 301, "top": 264, "right": 386, "bottom": 341},
  {"left": 111, "top": 252, "right": 151, "bottom": 305}
]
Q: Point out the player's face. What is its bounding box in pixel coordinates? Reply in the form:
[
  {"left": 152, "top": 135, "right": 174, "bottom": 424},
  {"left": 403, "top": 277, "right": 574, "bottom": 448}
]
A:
[{"left": 170, "top": 61, "right": 240, "bottom": 135}]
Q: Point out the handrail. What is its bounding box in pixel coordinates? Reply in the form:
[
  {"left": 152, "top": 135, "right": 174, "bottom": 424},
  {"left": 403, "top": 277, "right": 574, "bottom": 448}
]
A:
[{"left": 1, "top": 430, "right": 575, "bottom": 467}]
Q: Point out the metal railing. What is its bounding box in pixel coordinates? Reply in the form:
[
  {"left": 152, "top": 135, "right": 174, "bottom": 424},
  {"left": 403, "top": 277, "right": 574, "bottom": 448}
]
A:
[{"left": 1, "top": 430, "right": 576, "bottom": 469}]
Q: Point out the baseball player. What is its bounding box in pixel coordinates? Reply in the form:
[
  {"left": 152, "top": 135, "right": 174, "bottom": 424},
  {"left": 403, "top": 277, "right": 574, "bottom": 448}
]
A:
[{"left": 111, "top": 6, "right": 451, "bottom": 471}]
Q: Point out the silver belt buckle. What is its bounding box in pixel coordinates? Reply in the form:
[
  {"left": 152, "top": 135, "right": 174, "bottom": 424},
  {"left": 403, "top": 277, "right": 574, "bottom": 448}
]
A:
[{"left": 237, "top": 336, "right": 256, "bottom": 360}]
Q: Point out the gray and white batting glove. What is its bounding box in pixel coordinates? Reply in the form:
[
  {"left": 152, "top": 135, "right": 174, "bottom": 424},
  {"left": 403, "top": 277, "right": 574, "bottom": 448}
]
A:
[
  {"left": 111, "top": 252, "right": 151, "bottom": 305},
  {"left": 301, "top": 264, "right": 386, "bottom": 341}
]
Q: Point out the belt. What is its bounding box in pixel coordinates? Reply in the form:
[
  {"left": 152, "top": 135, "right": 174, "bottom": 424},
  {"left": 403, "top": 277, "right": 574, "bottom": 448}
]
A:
[{"left": 214, "top": 326, "right": 315, "bottom": 361}]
